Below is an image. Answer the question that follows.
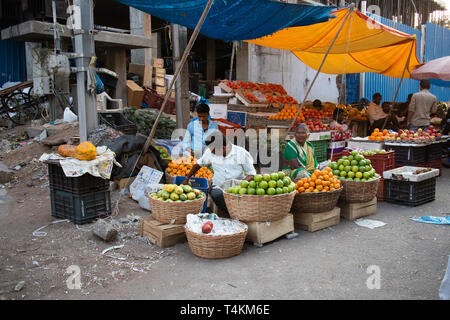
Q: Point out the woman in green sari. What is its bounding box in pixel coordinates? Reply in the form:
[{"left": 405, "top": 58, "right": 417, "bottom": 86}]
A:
[{"left": 282, "top": 124, "right": 319, "bottom": 180}]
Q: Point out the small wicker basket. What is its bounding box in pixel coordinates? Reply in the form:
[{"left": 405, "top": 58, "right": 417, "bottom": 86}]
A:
[
  {"left": 292, "top": 187, "right": 343, "bottom": 214},
  {"left": 223, "top": 191, "right": 296, "bottom": 223},
  {"left": 340, "top": 178, "right": 381, "bottom": 203},
  {"left": 149, "top": 195, "right": 206, "bottom": 224},
  {"left": 185, "top": 226, "right": 248, "bottom": 259}
]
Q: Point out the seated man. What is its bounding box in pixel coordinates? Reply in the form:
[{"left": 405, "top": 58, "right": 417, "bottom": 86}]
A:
[
  {"left": 183, "top": 133, "right": 256, "bottom": 215},
  {"left": 370, "top": 100, "right": 400, "bottom": 131},
  {"left": 282, "top": 124, "right": 319, "bottom": 180},
  {"left": 182, "top": 103, "right": 218, "bottom": 158}
]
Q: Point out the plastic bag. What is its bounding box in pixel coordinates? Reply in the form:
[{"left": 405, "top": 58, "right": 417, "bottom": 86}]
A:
[
  {"left": 130, "top": 166, "right": 163, "bottom": 201},
  {"left": 63, "top": 107, "right": 78, "bottom": 123}
]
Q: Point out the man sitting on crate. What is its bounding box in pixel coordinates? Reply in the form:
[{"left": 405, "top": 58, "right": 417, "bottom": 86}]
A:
[{"left": 182, "top": 132, "right": 256, "bottom": 216}]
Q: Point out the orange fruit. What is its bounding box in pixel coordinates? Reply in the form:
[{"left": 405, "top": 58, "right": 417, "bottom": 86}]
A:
[{"left": 317, "top": 185, "right": 323, "bottom": 191}]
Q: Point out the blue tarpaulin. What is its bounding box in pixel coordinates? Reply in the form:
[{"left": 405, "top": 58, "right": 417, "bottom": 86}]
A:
[{"left": 114, "top": 0, "right": 335, "bottom": 40}]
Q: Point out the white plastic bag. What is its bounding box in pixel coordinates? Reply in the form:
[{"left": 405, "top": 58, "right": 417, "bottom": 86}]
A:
[{"left": 63, "top": 107, "right": 78, "bottom": 123}]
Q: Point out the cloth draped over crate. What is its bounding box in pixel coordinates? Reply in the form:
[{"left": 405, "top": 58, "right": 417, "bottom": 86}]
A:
[
  {"left": 247, "top": 8, "right": 422, "bottom": 78},
  {"left": 114, "top": 0, "right": 335, "bottom": 40}
]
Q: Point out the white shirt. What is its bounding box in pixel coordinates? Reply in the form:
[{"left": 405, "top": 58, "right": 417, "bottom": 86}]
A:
[
  {"left": 197, "top": 144, "right": 256, "bottom": 187},
  {"left": 367, "top": 102, "right": 388, "bottom": 124}
]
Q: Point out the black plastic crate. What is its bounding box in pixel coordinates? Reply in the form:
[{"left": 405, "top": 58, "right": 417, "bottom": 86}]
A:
[
  {"left": 99, "top": 112, "right": 137, "bottom": 135},
  {"left": 48, "top": 163, "right": 110, "bottom": 194},
  {"left": 50, "top": 189, "right": 111, "bottom": 225},
  {"left": 426, "top": 143, "right": 443, "bottom": 162},
  {"left": 385, "top": 177, "right": 436, "bottom": 207},
  {"left": 390, "top": 145, "right": 427, "bottom": 165}
]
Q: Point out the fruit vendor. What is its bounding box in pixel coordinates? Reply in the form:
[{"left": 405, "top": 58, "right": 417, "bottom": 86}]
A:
[
  {"left": 182, "top": 134, "right": 256, "bottom": 215},
  {"left": 282, "top": 124, "right": 319, "bottom": 180},
  {"left": 407, "top": 80, "right": 439, "bottom": 131},
  {"left": 182, "top": 103, "right": 219, "bottom": 157}
]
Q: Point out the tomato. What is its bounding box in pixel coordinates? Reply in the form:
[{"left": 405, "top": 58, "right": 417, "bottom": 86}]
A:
[{"left": 202, "top": 222, "right": 213, "bottom": 234}]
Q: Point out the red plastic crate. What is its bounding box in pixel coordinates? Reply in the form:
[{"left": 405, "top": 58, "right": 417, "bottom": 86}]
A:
[
  {"left": 427, "top": 159, "right": 443, "bottom": 177},
  {"left": 377, "top": 178, "right": 385, "bottom": 202},
  {"left": 143, "top": 87, "right": 176, "bottom": 115},
  {"left": 365, "top": 151, "right": 395, "bottom": 175},
  {"left": 329, "top": 150, "right": 351, "bottom": 162}
]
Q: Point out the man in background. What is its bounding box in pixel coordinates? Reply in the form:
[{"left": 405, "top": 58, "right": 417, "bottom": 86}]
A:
[{"left": 407, "top": 80, "right": 438, "bottom": 131}]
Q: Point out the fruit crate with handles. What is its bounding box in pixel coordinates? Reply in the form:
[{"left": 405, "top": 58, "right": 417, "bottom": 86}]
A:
[
  {"left": 143, "top": 87, "right": 176, "bottom": 115},
  {"left": 365, "top": 151, "right": 395, "bottom": 175},
  {"left": 389, "top": 145, "right": 427, "bottom": 165},
  {"left": 47, "top": 161, "right": 110, "bottom": 195},
  {"left": 174, "top": 176, "right": 209, "bottom": 213},
  {"left": 426, "top": 159, "right": 443, "bottom": 177},
  {"left": 310, "top": 140, "right": 328, "bottom": 163},
  {"left": 384, "top": 177, "right": 436, "bottom": 207},
  {"left": 50, "top": 189, "right": 111, "bottom": 224},
  {"left": 98, "top": 112, "right": 137, "bottom": 135}
]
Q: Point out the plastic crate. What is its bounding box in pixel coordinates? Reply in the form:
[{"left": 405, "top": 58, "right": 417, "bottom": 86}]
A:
[
  {"left": 143, "top": 87, "right": 176, "bottom": 114},
  {"left": 377, "top": 178, "right": 385, "bottom": 202},
  {"left": 328, "top": 150, "right": 351, "bottom": 162},
  {"left": 98, "top": 112, "right": 137, "bottom": 135},
  {"left": 50, "top": 189, "right": 111, "bottom": 224},
  {"left": 365, "top": 151, "right": 395, "bottom": 175},
  {"left": 173, "top": 176, "right": 209, "bottom": 213},
  {"left": 427, "top": 159, "right": 443, "bottom": 177},
  {"left": 48, "top": 163, "right": 110, "bottom": 194},
  {"left": 310, "top": 140, "right": 328, "bottom": 163},
  {"left": 426, "top": 143, "right": 443, "bottom": 162},
  {"left": 390, "top": 145, "right": 427, "bottom": 165},
  {"left": 385, "top": 177, "right": 436, "bottom": 207}
]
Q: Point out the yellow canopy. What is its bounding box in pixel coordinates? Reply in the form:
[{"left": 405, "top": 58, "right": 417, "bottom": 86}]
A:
[{"left": 247, "top": 8, "right": 421, "bottom": 78}]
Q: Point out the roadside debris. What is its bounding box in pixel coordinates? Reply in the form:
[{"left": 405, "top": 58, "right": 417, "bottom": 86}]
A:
[{"left": 92, "top": 219, "right": 119, "bottom": 242}]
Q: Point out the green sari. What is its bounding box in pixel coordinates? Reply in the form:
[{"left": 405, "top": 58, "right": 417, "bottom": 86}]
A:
[{"left": 282, "top": 139, "right": 319, "bottom": 180}]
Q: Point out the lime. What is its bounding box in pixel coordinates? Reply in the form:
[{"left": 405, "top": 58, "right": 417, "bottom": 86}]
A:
[
  {"left": 337, "top": 159, "right": 344, "bottom": 166},
  {"left": 351, "top": 160, "right": 359, "bottom": 166},
  {"left": 226, "top": 187, "right": 234, "bottom": 193},
  {"left": 356, "top": 172, "right": 363, "bottom": 179},
  {"left": 268, "top": 180, "right": 277, "bottom": 188},
  {"left": 287, "top": 185, "right": 294, "bottom": 193},
  {"left": 239, "top": 188, "right": 248, "bottom": 195},
  {"left": 263, "top": 174, "right": 271, "bottom": 182},
  {"left": 249, "top": 181, "right": 257, "bottom": 189},
  {"left": 352, "top": 166, "right": 359, "bottom": 173},
  {"left": 248, "top": 188, "right": 256, "bottom": 195},
  {"left": 267, "top": 188, "right": 276, "bottom": 195},
  {"left": 283, "top": 177, "right": 291, "bottom": 186},
  {"left": 343, "top": 160, "right": 350, "bottom": 167},
  {"left": 345, "top": 166, "right": 352, "bottom": 173},
  {"left": 259, "top": 181, "right": 269, "bottom": 189},
  {"left": 331, "top": 162, "right": 338, "bottom": 170},
  {"left": 270, "top": 173, "right": 279, "bottom": 181},
  {"left": 355, "top": 155, "right": 363, "bottom": 161},
  {"left": 348, "top": 156, "right": 354, "bottom": 162},
  {"left": 340, "top": 171, "right": 347, "bottom": 177},
  {"left": 283, "top": 187, "right": 289, "bottom": 194},
  {"left": 254, "top": 175, "right": 263, "bottom": 182},
  {"left": 339, "top": 165, "right": 345, "bottom": 171},
  {"left": 277, "top": 180, "right": 284, "bottom": 188},
  {"left": 359, "top": 160, "right": 366, "bottom": 166},
  {"left": 348, "top": 172, "right": 355, "bottom": 179},
  {"left": 333, "top": 170, "right": 340, "bottom": 176},
  {"left": 234, "top": 186, "right": 241, "bottom": 194},
  {"left": 351, "top": 151, "right": 359, "bottom": 156},
  {"left": 363, "top": 172, "right": 370, "bottom": 179},
  {"left": 256, "top": 188, "right": 266, "bottom": 195},
  {"left": 354, "top": 178, "right": 361, "bottom": 182},
  {"left": 240, "top": 180, "right": 249, "bottom": 188},
  {"left": 276, "top": 188, "right": 284, "bottom": 195},
  {"left": 277, "top": 172, "right": 286, "bottom": 180}
]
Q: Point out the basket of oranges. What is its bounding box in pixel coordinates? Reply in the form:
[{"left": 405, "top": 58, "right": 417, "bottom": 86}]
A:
[
  {"left": 166, "top": 156, "right": 213, "bottom": 185},
  {"left": 292, "top": 168, "right": 343, "bottom": 214}
]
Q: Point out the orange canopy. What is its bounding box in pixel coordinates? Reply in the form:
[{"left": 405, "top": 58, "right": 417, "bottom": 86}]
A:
[{"left": 247, "top": 8, "right": 422, "bottom": 78}]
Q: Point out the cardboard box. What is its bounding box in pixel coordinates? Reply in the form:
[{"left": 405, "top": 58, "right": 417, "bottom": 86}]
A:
[
  {"left": 114, "top": 176, "right": 136, "bottom": 190},
  {"left": 152, "top": 58, "right": 164, "bottom": 68},
  {"left": 139, "top": 216, "right": 186, "bottom": 248},
  {"left": 170, "top": 89, "right": 175, "bottom": 99},
  {"left": 154, "top": 67, "right": 166, "bottom": 77},
  {"left": 126, "top": 80, "right": 144, "bottom": 107},
  {"left": 154, "top": 76, "right": 166, "bottom": 87},
  {"left": 155, "top": 86, "right": 167, "bottom": 96},
  {"left": 294, "top": 207, "right": 340, "bottom": 232},
  {"left": 129, "top": 63, "right": 153, "bottom": 87},
  {"left": 338, "top": 197, "right": 377, "bottom": 221},
  {"left": 246, "top": 214, "right": 294, "bottom": 245}
]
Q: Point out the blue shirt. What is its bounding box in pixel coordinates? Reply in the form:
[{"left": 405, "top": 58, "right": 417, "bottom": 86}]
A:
[{"left": 182, "top": 118, "right": 219, "bottom": 152}]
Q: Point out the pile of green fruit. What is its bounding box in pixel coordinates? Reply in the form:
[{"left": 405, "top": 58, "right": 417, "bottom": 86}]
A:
[
  {"left": 328, "top": 151, "right": 380, "bottom": 181},
  {"left": 123, "top": 107, "right": 176, "bottom": 139},
  {"left": 359, "top": 150, "right": 391, "bottom": 157},
  {"left": 226, "top": 171, "right": 296, "bottom": 196},
  {"left": 150, "top": 184, "right": 204, "bottom": 202},
  {"left": 155, "top": 146, "right": 171, "bottom": 160}
]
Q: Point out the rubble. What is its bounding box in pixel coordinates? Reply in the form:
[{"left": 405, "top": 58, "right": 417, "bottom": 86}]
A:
[
  {"left": 0, "top": 162, "right": 14, "bottom": 184},
  {"left": 14, "top": 281, "right": 25, "bottom": 292},
  {"left": 88, "top": 124, "right": 124, "bottom": 146},
  {"left": 92, "top": 219, "right": 119, "bottom": 242}
]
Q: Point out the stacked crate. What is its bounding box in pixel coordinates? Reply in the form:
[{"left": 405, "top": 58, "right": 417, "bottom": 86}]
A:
[
  {"left": 152, "top": 58, "right": 167, "bottom": 96},
  {"left": 47, "top": 161, "right": 111, "bottom": 225}
]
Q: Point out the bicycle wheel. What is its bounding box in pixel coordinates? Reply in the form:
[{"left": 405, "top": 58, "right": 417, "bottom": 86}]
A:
[{"left": 1, "top": 90, "right": 39, "bottom": 125}]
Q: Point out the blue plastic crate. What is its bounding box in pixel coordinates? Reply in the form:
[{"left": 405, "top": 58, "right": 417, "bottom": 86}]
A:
[{"left": 173, "top": 176, "right": 209, "bottom": 213}]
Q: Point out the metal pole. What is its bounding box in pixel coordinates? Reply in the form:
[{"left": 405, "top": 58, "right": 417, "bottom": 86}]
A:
[
  {"left": 52, "top": 0, "right": 61, "bottom": 53},
  {"left": 143, "top": 0, "right": 215, "bottom": 153},
  {"left": 173, "top": 24, "right": 183, "bottom": 129},
  {"left": 381, "top": 40, "right": 415, "bottom": 130},
  {"left": 288, "top": 5, "right": 355, "bottom": 134},
  {"left": 360, "top": 1, "right": 367, "bottom": 103},
  {"left": 73, "top": 0, "right": 97, "bottom": 142}
]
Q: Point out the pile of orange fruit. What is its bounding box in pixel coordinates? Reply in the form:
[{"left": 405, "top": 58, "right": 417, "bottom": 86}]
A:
[
  {"left": 295, "top": 168, "right": 341, "bottom": 194},
  {"left": 368, "top": 128, "right": 395, "bottom": 141},
  {"left": 167, "top": 156, "right": 213, "bottom": 179},
  {"left": 269, "top": 105, "right": 305, "bottom": 121}
]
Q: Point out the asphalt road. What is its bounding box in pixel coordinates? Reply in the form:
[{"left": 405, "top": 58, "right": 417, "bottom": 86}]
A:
[{"left": 76, "top": 169, "right": 450, "bottom": 300}]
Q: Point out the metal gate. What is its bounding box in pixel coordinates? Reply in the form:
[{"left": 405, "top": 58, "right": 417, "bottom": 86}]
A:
[{"left": 0, "top": 39, "right": 26, "bottom": 87}]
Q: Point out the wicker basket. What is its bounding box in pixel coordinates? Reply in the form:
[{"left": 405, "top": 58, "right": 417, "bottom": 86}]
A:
[
  {"left": 292, "top": 187, "right": 343, "bottom": 214},
  {"left": 185, "top": 226, "right": 248, "bottom": 259},
  {"left": 223, "top": 191, "right": 296, "bottom": 222},
  {"left": 149, "top": 196, "right": 206, "bottom": 224},
  {"left": 340, "top": 178, "right": 381, "bottom": 203}
]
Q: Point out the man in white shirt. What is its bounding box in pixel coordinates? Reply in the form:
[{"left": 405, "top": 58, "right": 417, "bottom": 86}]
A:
[
  {"left": 368, "top": 93, "right": 400, "bottom": 130},
  {"left": 407, "top": 80, "right": 438, "bottom": 131},
  {"left": 183, "top": 133, "right": 256, "bottom": 215}
]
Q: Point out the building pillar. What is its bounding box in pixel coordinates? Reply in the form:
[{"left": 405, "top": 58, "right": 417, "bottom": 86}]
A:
[
  {"left": 236, "top": 42, "right": 249, "bottom": 81},
  {"left": 106, "top": 48, "right": 127, "bottom": 106},
  {"left": 129, "top": 7, "right": 152, "bottom": 65}
]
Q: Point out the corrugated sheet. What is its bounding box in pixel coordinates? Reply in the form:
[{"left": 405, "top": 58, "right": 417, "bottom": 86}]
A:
[
  {"left": 362, "top": 14, "right": 421, "bottom": 103},
  {"left": 425, "top": 23, "right": 450, "bottom": 102},
  {"left": 0, "top": 39, "right": 26, "bottom": 87}
]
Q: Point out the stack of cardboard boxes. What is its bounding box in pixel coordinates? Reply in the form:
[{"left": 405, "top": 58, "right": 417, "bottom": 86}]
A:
[{"left": 152, "top": 58, "right": 175, "bottom": 99}]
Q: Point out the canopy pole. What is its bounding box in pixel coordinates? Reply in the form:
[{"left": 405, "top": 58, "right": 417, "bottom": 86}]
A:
[
  {"left": 143, "top": 0, "right": 214, "bottom": 153},
  {"left": 381, "top": 40, "right": 415, "bottom": 131},
  {"left": 288, "top": 4, "right": 355, "bottom": 136},
  {"left": 229, "top": 41, "right": 236, "bottom": 81}
]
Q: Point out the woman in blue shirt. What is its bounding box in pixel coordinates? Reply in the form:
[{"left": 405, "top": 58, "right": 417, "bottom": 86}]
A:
[{"left": 182, "top": 103, "right": 219, "bottom": 157}]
